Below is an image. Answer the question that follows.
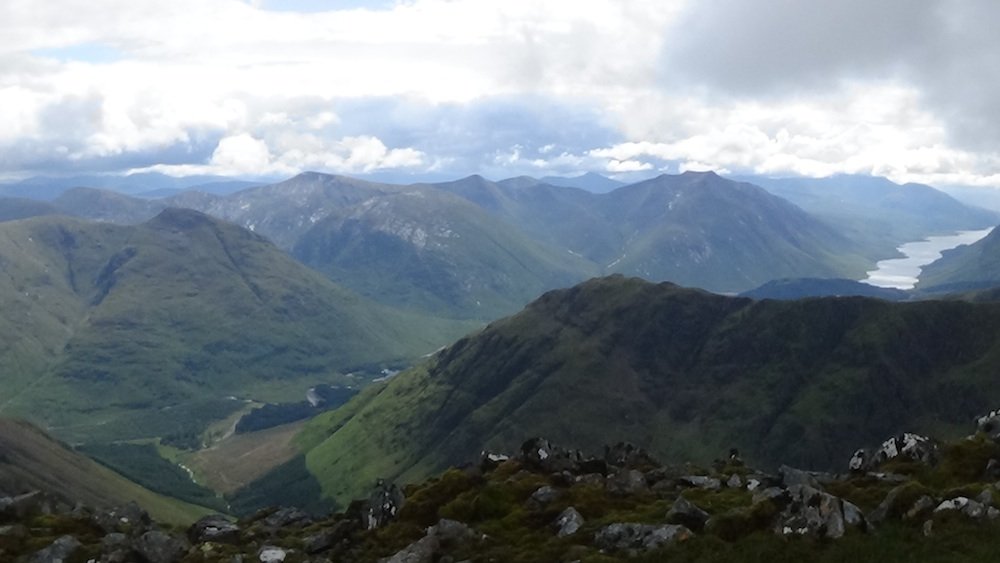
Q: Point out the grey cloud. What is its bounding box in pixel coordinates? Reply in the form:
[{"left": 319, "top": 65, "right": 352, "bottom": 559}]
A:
[{"left": 662, "top": 0, "right": 1000, "bottom": 150}]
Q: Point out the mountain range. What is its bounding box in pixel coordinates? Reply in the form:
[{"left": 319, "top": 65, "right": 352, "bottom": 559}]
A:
[{"left": 2, "top": 170, "right": 944, "bottom": 315}]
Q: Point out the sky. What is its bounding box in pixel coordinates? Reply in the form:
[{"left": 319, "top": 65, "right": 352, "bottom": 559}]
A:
[{"left": 3, "top": 0, "right": 1000, "bottom": 187}]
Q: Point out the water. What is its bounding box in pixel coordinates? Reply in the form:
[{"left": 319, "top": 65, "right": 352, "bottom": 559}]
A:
[{"left": 863, "top": 228, "right": 994, "bottom": 289}]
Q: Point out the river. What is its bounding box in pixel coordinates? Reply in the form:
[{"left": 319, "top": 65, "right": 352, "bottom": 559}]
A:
[{"left": 862, "top": 228, "right": 994, "bottom": 289}]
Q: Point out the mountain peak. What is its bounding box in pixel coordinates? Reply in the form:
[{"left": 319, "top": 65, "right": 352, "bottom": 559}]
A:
[{"left": 145, "top": 207, "right": 219, "bottom": 231}]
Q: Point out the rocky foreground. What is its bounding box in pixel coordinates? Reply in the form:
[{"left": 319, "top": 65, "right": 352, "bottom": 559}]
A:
[{"left": 7, "top": 412, "right": 1000, "bottom": 562}]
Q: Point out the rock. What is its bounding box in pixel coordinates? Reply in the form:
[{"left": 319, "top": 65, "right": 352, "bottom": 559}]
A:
[
  {"left": 575, "top": 473, "right": 605, "bottom": 486},
  {"left": 92, "top": 502, "right": 152, "bottom": 536},
  {"left": 519, "top": 438, "right": 581, "bottom": 473},
  {"left": 263, "top": 507, "right": 312, "bottom": 529},
  {"left": 976, "top": 408, "right": 1000, "bottom": 441},
  {"left": 364, "top": 479, "right": 405, "bottom": 530},
  {"left": 752, "top": 487, "right": 790, "bottom": 506},
  {"left": 0, "top": 523, "right": 27, "bottom": 539},
  {"left": 775, "top": 485, "right": 867, "bottom": 539},
  {"left": 594, "top": 523, "right": 692, "bottom": 553},
  {"left": 553, "top": 507, "right": 584, "bottom": 537},
  {"left": 382, "top": 519, "right": 476, "bottom": 563},
  {"left": 529, "top": 485, "right": 560, "bottom": 506},
  {"left": 935, "top": 497, "right": 988, "bottom": 519},
  {"left": 976, "top": 489, "right": 995, "bottom": 507},
  {"left": 666, "top": 496, "right": 710, "bottom": 532},
  {"left": 0, "top": 491, "right": 58, "bottom": 521},
  {"left": 923, "top": 519, "right": 933, "bottom": 537},
  {"left": 606, "top": 469, "right": 648, "bottom": 496},
  {"left": 745, "top": 478, "right": 761, "bottom": 491},
  {"left": 604, "top": 442, "right": 658, "bottom": 469},
  {"left": 726, "top": 474, "right": 743, "bottom": 489},
  {"left": 383, "top": 534, "right": 437, "bottom": 563},
  {"left": 870, "top": 433, "right": 937, "bottom": 468},
  {"left": 779, "top": 465, "right": 822, "bottom": 489},
  {"left": 849, "top": 449, "right": 867, "bottom": 472},
  {"left": 679, "top": 476, "right": 721, "bottom": 490},
  {"left": 188, "top": 514, "right": 241, "bottom": 544},
  {"left": 28, "top": 535, "right": 81, "bottom": 563},
  {"left": 100, "top": 532, "right": 134, "bottom": 562},
  {"left": 303, "top": 519, "right": 356, "bottom": 554},
  {"left": 479, "top": 451, "right": 510, "bottom": 472},
  {"left": 431, "top": 519, "right": 476, "bottom": 543},
  {"left": 258, "top": 545, "right": 287, "bottom": 562},
  {"left": 134, "top": 530, "right": 189, "bottom": 563}
]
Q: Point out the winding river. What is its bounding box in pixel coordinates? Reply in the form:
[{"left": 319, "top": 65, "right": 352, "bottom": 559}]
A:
[{"left": 862, "top": 228, "right": 994, "bottom": 289}]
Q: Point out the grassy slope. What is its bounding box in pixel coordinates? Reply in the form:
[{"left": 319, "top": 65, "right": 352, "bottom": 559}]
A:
[
  {"left": 918, "top": 225, "right": 1000, "bottom": 290},
  {"left": 0, "top": 211, "right": 477, "bottom": 443},
  {"left": 285, "top": 275, "right": 1000, "bottom": 506},
  {"left": 0, "top": 418, "right": 211, "bottom": 525}
]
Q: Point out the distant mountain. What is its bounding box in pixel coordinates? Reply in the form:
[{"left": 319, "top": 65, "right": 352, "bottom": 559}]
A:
[
  {"left": 0, "top": 197, "right": 58, "bottom": 221},
  {"left": 267, "top": 275, "right": 1000, "bottom": 506},
  {"left": 437, "top": 171, "right": 872, "bottom": 293},
  {"left": 0, "top": 172, "right": 268, "bottom": 200},
  {"left": 0, "top": 418, "right": 211, "bottom": 525},
  {"left": 917, "top": 226, "right": 1000, "bottom": 290},
  {"left": 0, "top": 210, "right": 474, "bottom": 445},
  {"left": 538, "top": 171, "right": 625, "bottom": 193},
  {"left": 741, "top": 174, "right": 999, "bottom": 256},
  {"left": 741, "top": 278, "right": 910, "bottom": 300}
]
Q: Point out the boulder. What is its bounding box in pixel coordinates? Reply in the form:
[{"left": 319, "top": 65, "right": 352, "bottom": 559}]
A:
[
  {"left": 188, "top": 514, "right": 241, "bottom": 544},
  {"left": 606, "top": 469, "right": 648, "bottom": 496},
  {"left": 519, "top": 438, "right": 581, "bottom": 473},
  {"left": 666, "top": 496, "right": 710, "bottom": 532},
  {"left": 364, "top": 479, "right": 405, "bottom": 530},
  {"left": 303, "top": 519, "right": 356, "bottom": 554},
  {"left": 934, "top": 497, "right": 992, "bottom": 519},
  {"left": 0, "top": 491, "right": 58, "bottom": 521},
  {"left": 976, "top": 409, "right": 1000, "bottom": 441},
  {"left": 779, "top": 465, "right": 822, "bottom": 489},
  {"left": 553, "top": 507, "right": 584, "bottom": 537},
  {"left": 99, "top": 532, "right": 133, "bottom": 563},
  {"left": 529, "top": 485, "right": 560, "bottom": 506},
  {"left": 868, "top": 433, "right": 937, "bottom": 469},
  {"left": 594, "top": 523, "right": 692, "bottom": 553},
  {"left": 134, "top": 530, "right": 189, "bottom": 563},
  {"left": 604, "top": 442, "right": 658, "bottom": 469},
  {"left": 28, "top": 535, "right": 81, "bottom": 563},
  {"left": 92, "top": 502, "right": 152, "bottom": 536},
  {"left": 904, "top": 496, "right": 937, "bottom": 521},
  {"left": 258, "top": 545, "right": 287, "bottom": 562},
  {"left": 479, "top": 451, "right": 510, "bottom": 472},
  {"left": 678, "top": 476, "right": 721, "bottom": 490},
  {"left": 381, "top": 519, "right": 476, "bottom": 563},
  {"left": 775, "top": 485, "right": 867, "bottom": 539},
  {"left": 263, "top": 507, "right": 312, "bottom": 529},
  {"left": 726, "top": 474, "right": 743, "bottom": 489}
]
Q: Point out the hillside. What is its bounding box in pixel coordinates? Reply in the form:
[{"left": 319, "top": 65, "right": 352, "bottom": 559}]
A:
[
  {"left": 917, "top": 226, "right": 1000, "bottom": 291},
  {"left": 258, "top": 275, "right": 1000, "bottom": 506},
  {"left": 0, "top": 418, "right": 211, "bottom": 525},
  {"left": 740, "top": 278, "right": 910, "bottom": 300},
  {"left": 0, "top": 210, "right": 474, "bottom": 444}
]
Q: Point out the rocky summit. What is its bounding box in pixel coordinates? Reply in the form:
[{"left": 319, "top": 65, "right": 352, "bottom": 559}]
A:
[{"left": 5, "top": 411, "right": 1000, "bottom": 562}]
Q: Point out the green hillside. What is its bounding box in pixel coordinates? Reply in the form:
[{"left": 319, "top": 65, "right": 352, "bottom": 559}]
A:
[
  {"left": 0, "top": 418, "right": 211, "bottom": 525},
  {"left": 917, "top": 226, "right": 1000, "bottom": 291},
  {"left": 264, "top": 275, "right": 1000, "bottom": 507},
  {"left": 0, "top": 210, "right": 476, "bottom": 444}
]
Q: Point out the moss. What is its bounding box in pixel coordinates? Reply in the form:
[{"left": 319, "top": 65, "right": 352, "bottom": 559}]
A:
[
  {"left": 706, "top": 498, "right": 782, "bottom": 541},
  {"left": 398, "top": 469, "right": 481, "bottom": 527}
]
